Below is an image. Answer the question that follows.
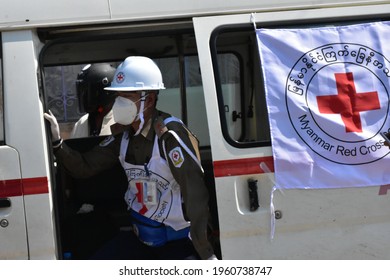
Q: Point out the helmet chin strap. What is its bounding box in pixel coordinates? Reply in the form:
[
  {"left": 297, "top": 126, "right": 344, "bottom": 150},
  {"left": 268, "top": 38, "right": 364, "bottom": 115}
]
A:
[{"left": 134, "top": 92, "right": 146, "bottom": 136}]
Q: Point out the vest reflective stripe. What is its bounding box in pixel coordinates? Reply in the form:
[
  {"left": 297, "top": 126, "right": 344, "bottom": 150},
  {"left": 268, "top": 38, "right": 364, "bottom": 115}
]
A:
[{"left": 162, "top": 117, "right": 203, "bottom": 171}]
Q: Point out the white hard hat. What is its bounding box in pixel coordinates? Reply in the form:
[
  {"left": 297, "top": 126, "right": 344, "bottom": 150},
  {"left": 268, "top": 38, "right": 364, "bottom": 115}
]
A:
[{"left": 105, "top": 56, "right": 165, "bottom": 92}]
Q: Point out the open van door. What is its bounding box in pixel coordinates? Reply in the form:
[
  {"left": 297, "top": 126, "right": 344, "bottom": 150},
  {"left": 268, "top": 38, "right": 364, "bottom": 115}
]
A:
[
  {"left": 194, "top": 7, "right": 390, "bottom": 260},
  {"left": 0, "top": 147, "right": 28, "bottom": 259},
  {"left": 194, "top": 13, "right": 275, "bottom": 260}
]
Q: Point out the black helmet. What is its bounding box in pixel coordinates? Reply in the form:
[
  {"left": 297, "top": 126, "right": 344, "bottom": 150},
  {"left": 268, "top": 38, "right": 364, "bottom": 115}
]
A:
[{"left": 76, "top": 63, "right": 116, "bottom": 114}]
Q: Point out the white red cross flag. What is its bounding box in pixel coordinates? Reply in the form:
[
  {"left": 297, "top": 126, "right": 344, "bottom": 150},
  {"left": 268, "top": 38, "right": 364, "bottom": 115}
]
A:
[{"left": 256, "top": 21, "right": 390, "bottom": 188}]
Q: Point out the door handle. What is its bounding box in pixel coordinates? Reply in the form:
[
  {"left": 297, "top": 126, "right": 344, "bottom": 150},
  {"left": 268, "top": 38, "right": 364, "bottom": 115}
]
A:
[
  {"left": 0, "top": 198, "right": 11, "bottom": 208},
  {"left": 248, "top": 179, "right": 259, "bottom": 211}
]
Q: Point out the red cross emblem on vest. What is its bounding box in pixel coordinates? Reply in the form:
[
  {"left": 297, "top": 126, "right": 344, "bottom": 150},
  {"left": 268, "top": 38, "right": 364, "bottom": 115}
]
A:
[
  {"left": 135, "top": 181, "right": 148, "bottom": 215},
  {"left": 316, "top": 72, "right": 380, "bottom": 133}
]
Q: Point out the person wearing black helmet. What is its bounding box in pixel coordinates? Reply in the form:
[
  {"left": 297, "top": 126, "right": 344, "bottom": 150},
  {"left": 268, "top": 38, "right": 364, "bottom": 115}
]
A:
[{"left": 71, "top": 63, "right": 116, "bottom": 138}]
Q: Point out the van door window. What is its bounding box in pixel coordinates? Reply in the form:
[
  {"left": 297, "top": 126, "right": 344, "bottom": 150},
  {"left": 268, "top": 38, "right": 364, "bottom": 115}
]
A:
[
  {"left": 218, "top": 53, "right": 242, "bottom": 141},
  {"left": 211, "top": 27, "right": 271, "bottom": 147},
  {"left": 0, "top": 53, "right": 4, "bottom": 144}
]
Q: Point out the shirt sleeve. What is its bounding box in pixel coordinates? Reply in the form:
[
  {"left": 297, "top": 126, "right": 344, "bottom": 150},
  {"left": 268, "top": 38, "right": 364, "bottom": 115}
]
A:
[
  {"left": 54, "top": 135, "right": 121, "bottom": 178},
  {"left": 161, "top": 122, "right": 215, "bottom": 260}
]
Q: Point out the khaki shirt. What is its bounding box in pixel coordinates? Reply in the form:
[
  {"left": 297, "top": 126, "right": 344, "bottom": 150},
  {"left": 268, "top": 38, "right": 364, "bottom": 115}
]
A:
[{"left": 55, "top": 110, "right": 214, "bottom": 260}]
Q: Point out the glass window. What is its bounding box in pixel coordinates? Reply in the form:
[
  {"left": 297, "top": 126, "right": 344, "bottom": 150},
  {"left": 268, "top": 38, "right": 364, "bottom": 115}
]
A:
[
  {"left": 157, "top": 55, "right": 211, "bottom": 147},
  {"left": 0, "top": 54, "right": 4, "bottom": 144},
  {"left": 148, "top": 56, "right": 211, "bottom": 147},
  {"left": 44, "top": 64, "right": 90, "bottom": 139},
  {"left": 212, "top": 27, "right": 271, "bottom": 147},
  {"left": 218, "top": 53, "right": 242, "bottom": 141},
  {"left": 45, "top": 65, "right": 84, "bottom": 122},
  {"left": 185, "top": 56, "right": 210, "bottom": 147},
  {"left": 155, "top": 57, "right": 182, "bottom": 121}
]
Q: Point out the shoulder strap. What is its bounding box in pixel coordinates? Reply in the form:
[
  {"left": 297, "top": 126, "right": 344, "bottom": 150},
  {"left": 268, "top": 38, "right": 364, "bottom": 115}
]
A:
[
  {"left": 163, "top": 116, "right": 184, "bottom": 126},
  {"left": 155, "top": 115, "right": 203, "bottom": 172}
]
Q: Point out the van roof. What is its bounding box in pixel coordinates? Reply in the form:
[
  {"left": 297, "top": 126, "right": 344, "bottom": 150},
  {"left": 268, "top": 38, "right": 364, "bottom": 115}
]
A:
[{"left": 0, "top": 0, "right": 384, "bottom": 30}]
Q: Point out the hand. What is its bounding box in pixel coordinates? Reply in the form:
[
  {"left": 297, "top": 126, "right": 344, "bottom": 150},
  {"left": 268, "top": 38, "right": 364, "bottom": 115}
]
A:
[{"left": 44, "top": 110, "right": 61, "bottom": 141}]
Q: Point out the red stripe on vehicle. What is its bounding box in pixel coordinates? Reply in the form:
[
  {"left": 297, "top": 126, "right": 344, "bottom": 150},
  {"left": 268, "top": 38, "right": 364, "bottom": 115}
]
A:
[
  {"left": 0, "top": 179, "right": 22, "bottom": 197},
  {"left": 23, "top": 177, "right": 49, "bottom": 195},
  {"left": 213, "top": 156, "right": 274, "bottom": 177},
  {"left": 0, "top": 177, "right": 49, "bottom": 198}
]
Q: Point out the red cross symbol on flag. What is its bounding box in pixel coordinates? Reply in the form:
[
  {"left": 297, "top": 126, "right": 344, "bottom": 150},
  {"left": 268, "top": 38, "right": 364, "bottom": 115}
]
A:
[{"left": 316, "top": 72, "right": 381, "bottom": 133}]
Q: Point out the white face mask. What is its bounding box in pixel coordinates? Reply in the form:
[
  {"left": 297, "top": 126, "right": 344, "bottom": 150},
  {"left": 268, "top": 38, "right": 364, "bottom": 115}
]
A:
[{"left": 112, "top": 96, "right": 139, "bottom": 125}]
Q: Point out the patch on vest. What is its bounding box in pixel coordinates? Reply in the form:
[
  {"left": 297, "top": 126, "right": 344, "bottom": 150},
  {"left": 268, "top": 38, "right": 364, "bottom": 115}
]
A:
[
  {"left": 169, "top": 146, "right": 184, "bottom": 168},
  {"left": 99, "top": 135, "right": 115, "bottom": 147}
]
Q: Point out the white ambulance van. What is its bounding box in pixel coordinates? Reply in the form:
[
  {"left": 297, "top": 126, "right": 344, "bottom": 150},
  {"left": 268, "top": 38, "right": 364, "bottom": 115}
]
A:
[{"left": 1, "top": 0, "right": 390, "bottom": 259}]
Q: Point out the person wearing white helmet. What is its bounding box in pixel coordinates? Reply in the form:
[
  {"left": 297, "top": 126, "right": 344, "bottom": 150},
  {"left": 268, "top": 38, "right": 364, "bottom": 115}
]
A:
[{"left": 44, "top": 56, "right": 217, "bottom": 260}]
